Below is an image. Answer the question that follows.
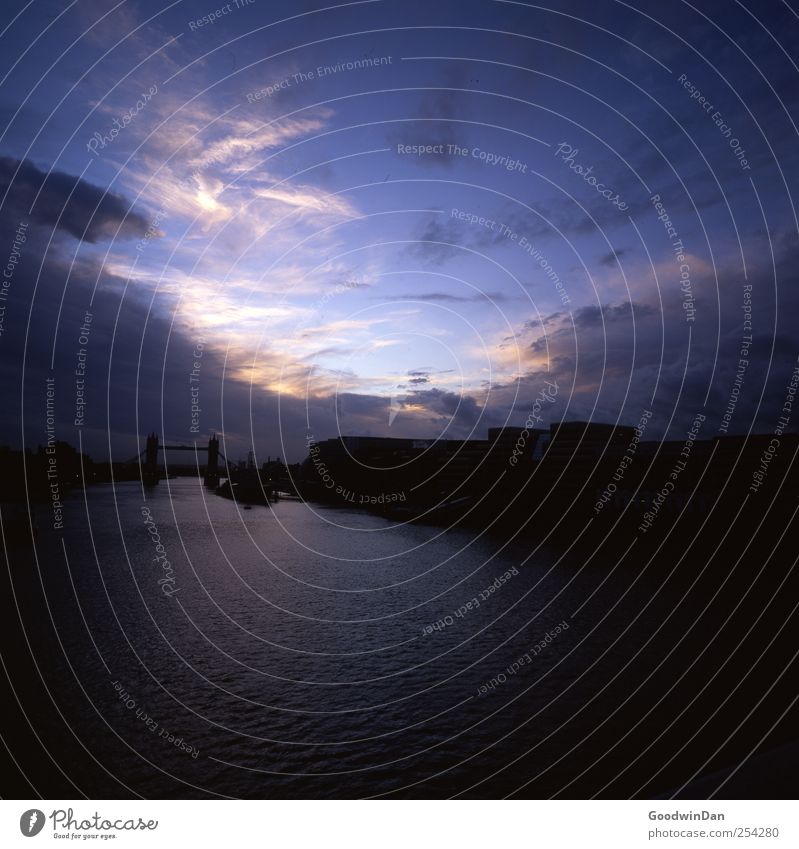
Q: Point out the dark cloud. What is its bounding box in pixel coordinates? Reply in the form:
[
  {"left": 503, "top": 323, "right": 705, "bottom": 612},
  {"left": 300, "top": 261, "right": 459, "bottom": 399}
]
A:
[
  {"left": 407, "top": 386, "right": 484, "bottom": 432},
  {"left": 0, "top": 157, "right": 150, "bottom": 243},
  {"left": 403, "top": 217, "right": 466, "bottom": 265},
  {"left": 496, "top": 229, "right": 798, "bottom": 441},
  {"left": 385, "top": 65, "right": 470, "bottom": 168},
  {"left": 572, "top": 300, "right": 656, "bottom": 329},
  {"left": 599, "top": 248, "right": 626, "bottom": 266},
  {"left": 0, "top": 232, "right": 372, "bottom": 463},
  {"left": 393, "top": 289, "right": 508, "bottom": 303},
  {"left": 404, "top": 212, "right": 508, "bottom": 265}
]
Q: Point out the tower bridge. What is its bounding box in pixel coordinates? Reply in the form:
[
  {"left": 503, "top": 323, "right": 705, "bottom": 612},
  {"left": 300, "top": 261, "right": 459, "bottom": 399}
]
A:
[{"left": 141, "top": 433, "right": 226, "bottom": 487}]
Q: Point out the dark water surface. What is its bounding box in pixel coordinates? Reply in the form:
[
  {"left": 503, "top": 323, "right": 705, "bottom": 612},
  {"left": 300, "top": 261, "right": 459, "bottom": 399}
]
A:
[{"left": 4, "top": 479, "right": 796, "bottom": 798}]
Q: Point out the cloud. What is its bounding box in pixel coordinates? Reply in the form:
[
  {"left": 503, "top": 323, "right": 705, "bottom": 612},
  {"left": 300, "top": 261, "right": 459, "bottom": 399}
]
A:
[
  {"left": 252, "top": 184, "right": 356, "bottom": 218},
  {"left": 493, "top": 226, "right": 798, "bottom": 440},
  {"left": 394, "top": 367, "right": 458, "bottom": 391},
  {"left": 189, "top": 116, "right": 327, "bottom": 170},
  {"left": 392, "top": 290, "right": 508, "bottom": 303},
  {"left": 599, "top": 248, "right": 627, "bottom": 266},
  {"left": 332, "top": 385, "right": 488, "bottom": 440},
  {"left": 571, "top": 300, "right": 656, "bottom": 329},
  {"left": 404, "top": 212, "right": 514, "bottom": 266},
  {"left": 407, "top": 386, "right": 483, "bottom": 428},
  {"left": 386, "top": 67, "right": 469, "bottom": 168},
  {"left": 0, "top": 157, "right": 150, "bottom": 243}
]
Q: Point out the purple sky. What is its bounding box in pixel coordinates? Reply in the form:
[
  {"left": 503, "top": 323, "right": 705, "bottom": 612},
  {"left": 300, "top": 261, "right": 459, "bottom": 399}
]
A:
[{"left": 0, "top": 0, "right": 797, "bottom": 463}]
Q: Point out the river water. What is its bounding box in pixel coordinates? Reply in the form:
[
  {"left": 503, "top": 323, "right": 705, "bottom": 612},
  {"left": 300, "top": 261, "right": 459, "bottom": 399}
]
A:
[{"left": 10, "top": 477, "right": 790, "bottom": 799}]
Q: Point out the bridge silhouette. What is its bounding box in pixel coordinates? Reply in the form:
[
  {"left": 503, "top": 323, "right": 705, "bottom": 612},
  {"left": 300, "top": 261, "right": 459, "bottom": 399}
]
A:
[
  {"left": 134, "top": 432, "right": 301, "bottom": 501},
  {"left": 139, "top": 433, "right": 227, "bottom": 487}
]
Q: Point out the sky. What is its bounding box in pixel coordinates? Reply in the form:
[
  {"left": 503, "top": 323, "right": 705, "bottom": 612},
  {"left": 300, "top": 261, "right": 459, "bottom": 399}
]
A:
[{"left": 0, "top": 0, "right": 798, "bottom": 463}]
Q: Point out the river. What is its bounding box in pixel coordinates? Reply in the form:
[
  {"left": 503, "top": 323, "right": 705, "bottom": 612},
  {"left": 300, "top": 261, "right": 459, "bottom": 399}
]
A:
[{"left": 7, "top": 477, "right": 794, "bottom": 799}]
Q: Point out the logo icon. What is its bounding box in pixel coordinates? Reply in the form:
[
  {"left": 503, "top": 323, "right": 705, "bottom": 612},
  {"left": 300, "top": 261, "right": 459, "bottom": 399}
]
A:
[{"left": 20, "top": 809, "right": 46, "bottom": 837}]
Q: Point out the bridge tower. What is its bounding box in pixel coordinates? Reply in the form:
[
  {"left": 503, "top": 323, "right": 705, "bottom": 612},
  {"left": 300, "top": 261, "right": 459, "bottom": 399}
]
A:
[
  {"left": 204, "top": 433, "right": 220, "bottom": 488},
  {"left": 143, "top": 432, "right": 160, "bottom": 485}
]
